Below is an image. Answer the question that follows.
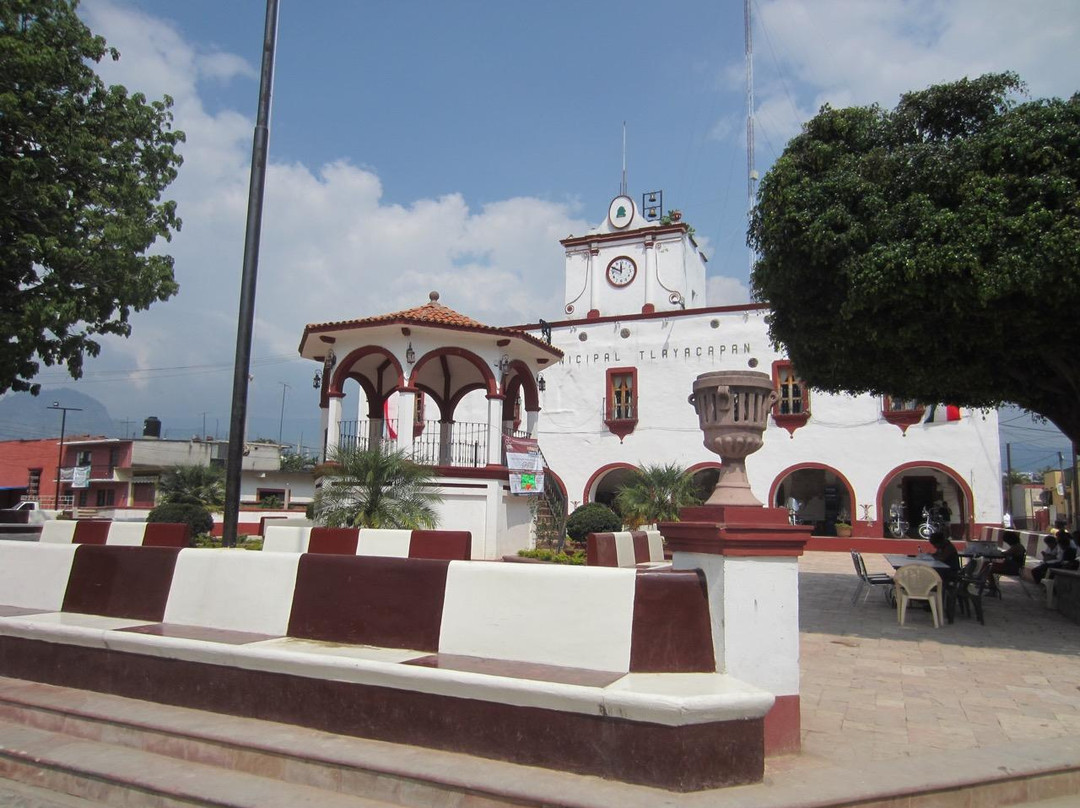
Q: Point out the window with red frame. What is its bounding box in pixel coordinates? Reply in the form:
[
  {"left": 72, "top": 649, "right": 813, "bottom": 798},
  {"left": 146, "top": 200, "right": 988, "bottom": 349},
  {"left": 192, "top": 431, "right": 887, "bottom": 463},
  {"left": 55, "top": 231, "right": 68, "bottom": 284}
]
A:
[
  {"left": 775, "top": 362, "right": 808, "bottom": 415},
  {"left": 882, "top": 395, "right": 921, "bottom": 412},
  {"left": 604, "top": 368, "right": 639, "bottom": 441}
]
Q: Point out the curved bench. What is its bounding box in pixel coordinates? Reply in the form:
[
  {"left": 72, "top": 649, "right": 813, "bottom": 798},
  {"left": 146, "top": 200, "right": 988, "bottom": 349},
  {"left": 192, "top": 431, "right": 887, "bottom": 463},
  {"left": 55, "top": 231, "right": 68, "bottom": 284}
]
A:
[
  {"left": 262, "top": 525, "right": 471, "bottom": 560},
  {"left": 586, "top": 529, "right": 667, "bottom": 567},
  {"left": 0, "top": 540, "right": 769, "bottom": 791},
  {"left": 38, "top": 520, "right": 190, "bottom": 547}
]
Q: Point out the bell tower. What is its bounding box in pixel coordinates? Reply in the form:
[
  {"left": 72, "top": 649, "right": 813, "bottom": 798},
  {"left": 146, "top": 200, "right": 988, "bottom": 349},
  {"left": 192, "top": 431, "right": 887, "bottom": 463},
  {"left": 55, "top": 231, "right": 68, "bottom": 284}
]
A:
[{"left": 560, "top": 192, "right": 708, "bottom": 319}]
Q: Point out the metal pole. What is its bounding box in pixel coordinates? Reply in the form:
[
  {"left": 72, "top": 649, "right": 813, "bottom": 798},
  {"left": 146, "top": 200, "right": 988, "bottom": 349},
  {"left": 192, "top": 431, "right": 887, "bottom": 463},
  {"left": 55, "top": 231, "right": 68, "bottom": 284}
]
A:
[
  {"left": 48, "top": 403, "right": 82, "bottom": 510},
  {"left": 223, "top": 0, "right": 280, "bottom": 548},
  {"left": 277, "top": 382, "right": 290, "bottom": 445}
]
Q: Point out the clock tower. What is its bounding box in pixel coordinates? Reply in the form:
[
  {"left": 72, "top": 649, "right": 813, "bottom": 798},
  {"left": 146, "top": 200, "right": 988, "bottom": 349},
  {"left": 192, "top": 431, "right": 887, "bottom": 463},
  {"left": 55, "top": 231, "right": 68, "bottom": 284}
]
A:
[{"left": 560, "top": 193, "right": 708, "bottom": 319}]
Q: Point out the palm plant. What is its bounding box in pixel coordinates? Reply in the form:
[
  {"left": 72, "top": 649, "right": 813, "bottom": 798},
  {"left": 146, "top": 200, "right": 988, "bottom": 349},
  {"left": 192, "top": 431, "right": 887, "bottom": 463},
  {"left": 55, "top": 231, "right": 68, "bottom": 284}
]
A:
[
  {"left": 313, "top": 446, "right": 441, "bottom": 529},
  {"left": 158, "top": 464, "right": 226, "bottom": 508},
  {"left": 614, "top": 463, "right": 701, "bottom": 528}
]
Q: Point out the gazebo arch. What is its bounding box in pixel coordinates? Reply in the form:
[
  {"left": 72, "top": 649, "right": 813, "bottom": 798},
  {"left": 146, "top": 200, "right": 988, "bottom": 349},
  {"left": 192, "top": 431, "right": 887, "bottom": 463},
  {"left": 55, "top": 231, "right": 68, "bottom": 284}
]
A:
[{"left": 876, "top": 461, "right": 974, "bottom": 540}]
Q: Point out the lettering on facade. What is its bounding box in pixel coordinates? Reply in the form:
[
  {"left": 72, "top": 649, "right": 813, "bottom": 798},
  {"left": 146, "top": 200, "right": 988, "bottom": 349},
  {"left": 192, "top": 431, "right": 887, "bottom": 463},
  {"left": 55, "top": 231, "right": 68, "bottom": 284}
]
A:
[{"left": 560, "top": 343, "right": 753, "bottom": 366}]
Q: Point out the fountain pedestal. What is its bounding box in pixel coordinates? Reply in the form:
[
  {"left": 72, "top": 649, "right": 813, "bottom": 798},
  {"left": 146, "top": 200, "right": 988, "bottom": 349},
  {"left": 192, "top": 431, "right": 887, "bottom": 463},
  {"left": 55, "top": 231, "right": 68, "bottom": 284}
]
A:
[{"left": 666, "top": 371, "right": 811, "bottom": 755}]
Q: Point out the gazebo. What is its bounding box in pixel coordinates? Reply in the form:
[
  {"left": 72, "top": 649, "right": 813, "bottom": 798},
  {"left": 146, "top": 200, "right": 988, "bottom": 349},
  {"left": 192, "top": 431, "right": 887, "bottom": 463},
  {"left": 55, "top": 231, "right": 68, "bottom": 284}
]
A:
[{"left": 298, "top": 292, "right": 563, "bottom": 557}]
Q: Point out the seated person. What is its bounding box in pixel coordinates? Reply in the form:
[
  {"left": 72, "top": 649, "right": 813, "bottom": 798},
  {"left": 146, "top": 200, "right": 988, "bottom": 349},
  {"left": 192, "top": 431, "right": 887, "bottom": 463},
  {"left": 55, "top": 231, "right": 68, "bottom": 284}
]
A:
[
  {"left": 991, "top": 533, "right": 1026, "bottom": 576},
  {"left": 1060, "top": 532, "right": 1080, "bottom": 571},
  {"left": 1032, "top": 535, "right": 1062, "bottom": 585},
  {"left": 929, "top": 533, "right": 960, "bottom": 580}
]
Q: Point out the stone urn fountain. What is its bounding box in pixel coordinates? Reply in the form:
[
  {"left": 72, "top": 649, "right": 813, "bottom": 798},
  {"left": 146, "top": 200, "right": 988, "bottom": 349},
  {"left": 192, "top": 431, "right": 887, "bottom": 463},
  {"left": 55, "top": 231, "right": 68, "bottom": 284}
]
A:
[{"left": 688, "top": 370, "right": 777, "bottom": 507}]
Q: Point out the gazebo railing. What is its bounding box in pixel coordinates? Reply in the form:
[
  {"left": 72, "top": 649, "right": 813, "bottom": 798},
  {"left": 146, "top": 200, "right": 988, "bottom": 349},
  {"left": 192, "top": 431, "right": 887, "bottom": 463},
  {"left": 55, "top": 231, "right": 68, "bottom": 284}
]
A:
[{"left": 335, "top": 419, "right": 489, "bottom": 468}]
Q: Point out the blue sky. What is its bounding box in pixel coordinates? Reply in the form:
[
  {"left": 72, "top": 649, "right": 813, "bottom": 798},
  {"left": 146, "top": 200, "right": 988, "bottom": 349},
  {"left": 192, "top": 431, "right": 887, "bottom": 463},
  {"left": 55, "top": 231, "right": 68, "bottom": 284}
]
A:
[{"left": 14, "top": 0, "right": 1080, "bottom": 468}]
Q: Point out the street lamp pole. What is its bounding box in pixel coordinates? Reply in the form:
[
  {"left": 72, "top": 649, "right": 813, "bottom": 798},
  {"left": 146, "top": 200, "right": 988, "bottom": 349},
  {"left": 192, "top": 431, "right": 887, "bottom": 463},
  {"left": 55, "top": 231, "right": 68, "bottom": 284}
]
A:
[
  {"left": 278, "top": 381, "right": 290, "bottom": 445},
  {"left": 48, "top": 403, "right": 82, "bottom": 510}
]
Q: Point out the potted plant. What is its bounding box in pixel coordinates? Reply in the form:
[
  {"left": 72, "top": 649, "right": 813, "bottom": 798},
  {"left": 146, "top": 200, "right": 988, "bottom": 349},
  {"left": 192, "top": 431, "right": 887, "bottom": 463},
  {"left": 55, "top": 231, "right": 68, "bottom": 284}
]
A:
[{"left": 835, "top": 521, "right": 852, "bottom": 538}]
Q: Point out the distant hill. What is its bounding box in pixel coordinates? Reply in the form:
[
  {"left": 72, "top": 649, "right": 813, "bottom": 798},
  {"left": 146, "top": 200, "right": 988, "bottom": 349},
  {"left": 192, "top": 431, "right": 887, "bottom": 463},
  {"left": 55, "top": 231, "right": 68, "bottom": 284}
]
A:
[{"left": 0, "top": 389, "right": 118, "bottom": 441}]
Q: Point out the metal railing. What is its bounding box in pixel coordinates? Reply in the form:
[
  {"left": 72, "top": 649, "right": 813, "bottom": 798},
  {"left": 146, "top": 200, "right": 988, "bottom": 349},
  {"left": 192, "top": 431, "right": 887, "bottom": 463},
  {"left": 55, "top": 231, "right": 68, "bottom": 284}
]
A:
[{"left": 334, "top": 419, "right": 489, "bottom": 468}]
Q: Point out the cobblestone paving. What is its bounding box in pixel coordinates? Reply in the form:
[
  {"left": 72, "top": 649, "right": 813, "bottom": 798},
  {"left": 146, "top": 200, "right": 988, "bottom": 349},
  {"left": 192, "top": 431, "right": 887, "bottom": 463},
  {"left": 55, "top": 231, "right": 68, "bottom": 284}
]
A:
[{"left": 773, "top": 551, "right": 1080, "bottom": 775}]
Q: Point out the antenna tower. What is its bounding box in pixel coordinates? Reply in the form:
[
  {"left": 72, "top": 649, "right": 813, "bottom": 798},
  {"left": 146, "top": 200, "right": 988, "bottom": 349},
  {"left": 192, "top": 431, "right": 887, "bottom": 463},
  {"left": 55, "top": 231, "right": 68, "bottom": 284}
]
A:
[
  {"left": 745, "top": 0, "right": 757, "bottom": 272},
  {"left": 620, "top": 121, "right": 628, "bottom": 196}
]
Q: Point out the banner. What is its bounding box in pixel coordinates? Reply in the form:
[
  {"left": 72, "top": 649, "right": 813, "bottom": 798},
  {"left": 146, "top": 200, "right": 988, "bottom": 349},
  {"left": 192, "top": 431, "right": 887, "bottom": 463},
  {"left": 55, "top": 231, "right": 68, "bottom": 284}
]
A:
[
  {"left": 503, "top": 435, "right": 544, "bottom": 493},
  {"left": 71, "top": 466, "right": 90, "bottom": 489}
]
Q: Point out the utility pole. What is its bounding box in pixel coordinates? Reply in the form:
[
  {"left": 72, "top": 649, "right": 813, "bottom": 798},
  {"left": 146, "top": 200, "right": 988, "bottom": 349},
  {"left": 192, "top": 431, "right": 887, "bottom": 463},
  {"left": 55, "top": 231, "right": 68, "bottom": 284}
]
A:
[
  {"left": 1004, "top": 442, "right": 1012, "bottom": 525},
  {"left": 222, "top": 0, "right": 280, "bottom": 548},
  {"left": 277, "top": 382, "right": 290, "bottom": 445},
  {"left": 48, "top": 403, "right": 82, "bottom": 510}
]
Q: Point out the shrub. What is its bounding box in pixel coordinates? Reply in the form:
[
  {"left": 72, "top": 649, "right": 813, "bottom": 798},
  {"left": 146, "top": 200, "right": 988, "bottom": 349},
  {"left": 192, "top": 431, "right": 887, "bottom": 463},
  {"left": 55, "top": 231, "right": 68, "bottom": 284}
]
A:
[
  {"left": 517, "top": 548, "right": 586, "bottom": 565},
  {"left": 565, "top": 502, "right": 621, "bottom": 541},
  {"left": 147, "top": 502, "right": 213, "bottom": 542}
]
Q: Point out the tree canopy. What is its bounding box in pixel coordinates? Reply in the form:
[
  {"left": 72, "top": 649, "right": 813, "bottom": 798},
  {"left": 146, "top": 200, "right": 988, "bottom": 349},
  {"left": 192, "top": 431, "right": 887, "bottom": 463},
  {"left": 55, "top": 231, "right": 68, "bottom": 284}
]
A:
[
  {"left": 0, "top": 0, "right": 184, "bottom": 395},
  {"left": 614, "top": 463, "right": 700, "bottom": 528},
  {"left": 749, "top": 73, "right": 1080, "bottom": 443},
  {"left": 158, "top": 464, "right": 225, "bottom": 509}
]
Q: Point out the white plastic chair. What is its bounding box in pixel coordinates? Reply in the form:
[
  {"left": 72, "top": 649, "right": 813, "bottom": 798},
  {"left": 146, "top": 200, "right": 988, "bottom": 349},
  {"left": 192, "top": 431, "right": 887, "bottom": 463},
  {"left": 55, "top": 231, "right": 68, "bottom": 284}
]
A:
[{"left": 894, "top": 564, "right": 943, "bottom": 628}]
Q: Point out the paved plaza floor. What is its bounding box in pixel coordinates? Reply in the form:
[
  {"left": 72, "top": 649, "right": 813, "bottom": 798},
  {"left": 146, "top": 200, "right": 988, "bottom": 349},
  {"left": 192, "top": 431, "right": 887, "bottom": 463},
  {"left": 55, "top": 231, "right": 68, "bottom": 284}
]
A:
[{"left": 790, "top": 551, "right": 1080, "bottom": 769}]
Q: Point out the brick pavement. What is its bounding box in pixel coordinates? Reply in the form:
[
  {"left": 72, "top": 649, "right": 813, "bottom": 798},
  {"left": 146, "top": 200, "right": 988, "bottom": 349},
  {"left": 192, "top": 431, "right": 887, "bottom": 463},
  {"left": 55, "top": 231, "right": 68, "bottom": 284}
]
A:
[{"left": 776, "top": 551, "right": 1080, "bottom": 778}]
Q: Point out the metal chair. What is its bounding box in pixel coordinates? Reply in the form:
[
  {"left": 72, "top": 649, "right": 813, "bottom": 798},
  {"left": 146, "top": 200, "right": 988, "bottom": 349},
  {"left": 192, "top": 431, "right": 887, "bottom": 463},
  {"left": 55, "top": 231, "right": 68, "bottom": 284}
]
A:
[
  {"left": 952, "top": 557, "right": 991, "bottom": 625},
  {"left": 850, "top": 550, "right": 893, "bottom": 605},
  {"left": 894, "top": 564, "right": 943, "bottom": 627}
]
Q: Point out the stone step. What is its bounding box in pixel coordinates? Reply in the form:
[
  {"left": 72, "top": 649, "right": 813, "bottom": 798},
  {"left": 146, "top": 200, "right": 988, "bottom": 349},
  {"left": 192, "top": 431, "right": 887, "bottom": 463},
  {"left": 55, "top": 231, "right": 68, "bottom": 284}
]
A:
[
  {"left": 0, "top": 719, "right": 396, "bottom": 808},
  {"left": 0, "top": 676, "right": 596, "bottom": 808}
]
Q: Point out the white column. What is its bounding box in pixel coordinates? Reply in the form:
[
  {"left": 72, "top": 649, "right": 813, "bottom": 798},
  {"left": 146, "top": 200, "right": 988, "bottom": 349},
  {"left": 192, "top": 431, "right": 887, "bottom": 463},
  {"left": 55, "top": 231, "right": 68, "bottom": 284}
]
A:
[
  {"left": 486, "top": 395, "right": 504, "bottom": 465},
  {"left": 439, "top": 420, "right": 453, "bottom": 466},
  {"left": 643, "top": 241, "right": 656, "bottom": 310},
  {"left": 588, "top": 250, "right": 600, "bottom": 314},
  {"left": 526, "top": 410, "right": 539, "bottom": 438},
  {"left": 396, "top": 389, "right": 417, "bottom": 455},
  {"left": 325, "top": 395, "right": 342, "bottom": 460}
]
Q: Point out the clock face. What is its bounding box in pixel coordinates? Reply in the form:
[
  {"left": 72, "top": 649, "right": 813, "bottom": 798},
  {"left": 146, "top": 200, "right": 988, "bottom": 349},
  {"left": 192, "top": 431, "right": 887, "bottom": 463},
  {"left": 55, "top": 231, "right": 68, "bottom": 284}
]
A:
[{"left": 606, "top": 256, "right": 637, "bottom": 287}]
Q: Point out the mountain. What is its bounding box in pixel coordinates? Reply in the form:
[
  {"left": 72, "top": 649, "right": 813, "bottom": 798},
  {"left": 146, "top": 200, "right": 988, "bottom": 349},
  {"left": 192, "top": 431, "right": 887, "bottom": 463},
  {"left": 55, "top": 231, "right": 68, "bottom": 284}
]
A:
[{"left": 0, "top": 389, "right": 119, "bottom": 441}]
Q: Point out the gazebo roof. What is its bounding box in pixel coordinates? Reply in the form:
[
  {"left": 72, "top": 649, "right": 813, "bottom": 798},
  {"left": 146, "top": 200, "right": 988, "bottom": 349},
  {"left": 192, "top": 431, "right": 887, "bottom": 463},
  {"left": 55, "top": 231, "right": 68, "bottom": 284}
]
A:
[{"left": 298, "top": 292, "right": 561, "bottom": 360}]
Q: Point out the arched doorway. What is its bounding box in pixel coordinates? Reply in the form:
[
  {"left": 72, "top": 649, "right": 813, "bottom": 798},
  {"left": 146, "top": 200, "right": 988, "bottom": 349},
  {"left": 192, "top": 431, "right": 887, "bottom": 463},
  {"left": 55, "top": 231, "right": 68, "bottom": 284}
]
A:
[
  {"left": 583, "top": 463, "right": 638, "bottom": 512},
  {"left": 770, "top": 464, "right": 854, "bottom": 536},
  {"left": 878, "top": 463, "right": 972, "bottom": 540}
]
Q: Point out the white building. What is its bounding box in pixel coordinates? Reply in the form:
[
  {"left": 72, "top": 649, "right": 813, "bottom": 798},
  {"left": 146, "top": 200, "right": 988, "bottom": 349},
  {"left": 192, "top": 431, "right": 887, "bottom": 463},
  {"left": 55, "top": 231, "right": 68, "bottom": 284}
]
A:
[
  {"left": 306, "top": 192, "right": 1002, "bottom": 554},
  {"left": 528, "top": 193, "right": 1002, "bottom": 541}
]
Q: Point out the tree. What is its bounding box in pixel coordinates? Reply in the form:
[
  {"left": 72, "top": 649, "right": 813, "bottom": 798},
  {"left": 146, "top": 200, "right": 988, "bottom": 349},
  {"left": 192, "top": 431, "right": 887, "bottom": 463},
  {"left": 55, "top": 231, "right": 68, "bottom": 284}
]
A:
[
  {"left": 565, "top": 502, "right": 621, "bottom": 541},
  {"left": 749, "top": 73, "right": 1080, "bottom": 443},
  {"left": 614, "top": 463, "right": 701, "bottom": 528},
  {"left": 0, "top": 0, "right": 184, "bottom": 395},
  {"left": 313, "top": 446, "right": 440, "bottom": 529},
  {"left": 158, "top": 464, "right": 225, "bottom": 508}
]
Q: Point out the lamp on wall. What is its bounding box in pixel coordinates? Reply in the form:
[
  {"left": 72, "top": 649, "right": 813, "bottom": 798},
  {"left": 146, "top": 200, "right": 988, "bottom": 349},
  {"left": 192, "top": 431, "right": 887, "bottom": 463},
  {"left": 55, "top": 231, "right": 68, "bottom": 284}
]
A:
[
  {"left": 537, "top": 375, "right": 546, "bottom": 392},
  {"left": 406, "top": 342, "right": 416, "bottom": 364},
  {"left": 497, "top": 354, "right": 510, "bottom": 375},
  {"left": 312, "top": 371, "right": 321, "bottom": 389}
]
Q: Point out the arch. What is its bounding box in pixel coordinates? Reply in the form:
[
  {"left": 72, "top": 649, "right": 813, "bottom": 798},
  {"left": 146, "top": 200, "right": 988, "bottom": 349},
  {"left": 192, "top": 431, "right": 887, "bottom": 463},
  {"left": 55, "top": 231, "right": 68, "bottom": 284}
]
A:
[
  {"left": 769, "top": 463, "right": 857, "bottom": 536},
  {"left": 329, "top": 346, "right": 404, "bottom": 400},
  {"left": 582, "top": 462, "right": 639, "bottom": 509},
  {"left": 503, "top": 359, "right": 539, "bottom": 411},
  {"left": 875, "top": 461, "right": 975, "bottom": 540},
  {"left": 410, "top": 346, "right": 498, "bottom": 397},
  {"left": 687, "top": 461, "right": 723, "bottom": 504}
]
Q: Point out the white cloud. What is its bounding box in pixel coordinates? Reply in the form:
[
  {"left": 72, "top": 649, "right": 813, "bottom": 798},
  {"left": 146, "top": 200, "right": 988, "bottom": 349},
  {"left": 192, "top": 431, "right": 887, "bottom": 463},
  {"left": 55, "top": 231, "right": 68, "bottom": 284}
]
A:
[{"left": 707, "top": 276, "right": 751, "bottom": 307}]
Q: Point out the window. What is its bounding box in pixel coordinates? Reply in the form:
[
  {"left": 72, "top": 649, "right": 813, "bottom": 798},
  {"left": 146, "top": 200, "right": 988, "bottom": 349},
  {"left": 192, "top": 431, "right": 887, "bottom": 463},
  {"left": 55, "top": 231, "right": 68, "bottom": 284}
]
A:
[
  {"left": 604, "top": 368, "right": 638, "bottom": 441},
  {"left": 76, "top": 450, "right": 92, "bottom": 467},
  {"left": 27, "top": 469, "right": 41, "bottom": 498},
  {"left": 77, "top": 490, "right": 88, "bottom": 507},
  {"left": 95, "top": 488, "right": 115, "bottom": 507},
  {"left": 771, "top": 361, "right": 810, "bottom": 436},
  {"left": 882, "top": 396, "right": 925, "bottom": 435},
  {"left": 257, "top": 488, "right": 286, "bottom": 504}
]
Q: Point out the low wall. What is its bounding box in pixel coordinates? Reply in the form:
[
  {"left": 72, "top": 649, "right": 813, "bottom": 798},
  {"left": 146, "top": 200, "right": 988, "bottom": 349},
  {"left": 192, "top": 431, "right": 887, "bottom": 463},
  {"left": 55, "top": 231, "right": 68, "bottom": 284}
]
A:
[
  {"left": 38, "top": 520, "right": 190, "bottom": 547},
  {"left": 263, "top": 525, "right": 471, "bottom": 560},
  {"left": 586, "top": 530, "right": 666, "bottom": 567},
  {"left": 0, "top": 541, "right": 771, "bottom": 791}
]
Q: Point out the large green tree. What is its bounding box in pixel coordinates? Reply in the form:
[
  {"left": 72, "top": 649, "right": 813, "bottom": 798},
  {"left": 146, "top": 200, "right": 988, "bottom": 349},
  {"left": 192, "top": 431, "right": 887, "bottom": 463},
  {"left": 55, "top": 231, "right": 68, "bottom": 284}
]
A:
[
  {"left": 158, "top": 464, "right": 225, "bottom": 509},
  {"left": 749, "top": 73, "right": 1080, "bottom": 443},
  {"left": 0, "top": 0, "right": 183, "bottom": 394}
]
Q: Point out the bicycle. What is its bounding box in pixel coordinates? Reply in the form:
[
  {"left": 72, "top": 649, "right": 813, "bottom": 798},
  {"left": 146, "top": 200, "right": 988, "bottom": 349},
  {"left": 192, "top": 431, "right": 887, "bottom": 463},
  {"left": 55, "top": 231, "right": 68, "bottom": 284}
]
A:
[{"left": 888, "top": 502, "right": 909, "bottom": 538}]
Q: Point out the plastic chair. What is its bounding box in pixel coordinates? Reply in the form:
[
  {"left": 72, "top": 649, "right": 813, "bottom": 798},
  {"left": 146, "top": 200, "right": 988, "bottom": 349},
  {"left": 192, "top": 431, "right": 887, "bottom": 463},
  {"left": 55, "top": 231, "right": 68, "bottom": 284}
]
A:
[
  {"left": 952, "top": 557, "right": 991, "bottom": 625},
  {"left": 850, "top": 550, "right": 893, "bottom": 605},
  {"left": 894, "top": 564, "right": 943, "bottom": 627}
]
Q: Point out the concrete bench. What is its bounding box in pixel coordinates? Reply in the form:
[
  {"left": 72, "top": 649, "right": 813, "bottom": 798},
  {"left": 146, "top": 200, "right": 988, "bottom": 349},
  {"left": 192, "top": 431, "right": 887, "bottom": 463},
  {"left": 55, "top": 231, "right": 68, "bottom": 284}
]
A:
[
  {"left": 586, "top": 529, "right": 667, "bottom": 567},
  {"left": 262, "top": 525, "right": 471, "bottom": 560},
  {"left": 1047, "top": 567, "right": 1080, "bottom": 623},
  {"left": 0, "top": 540, "right": 769, "bottom": 791},
  {"left": 38, "top": 520, "right": 190, "bottom": 547}
]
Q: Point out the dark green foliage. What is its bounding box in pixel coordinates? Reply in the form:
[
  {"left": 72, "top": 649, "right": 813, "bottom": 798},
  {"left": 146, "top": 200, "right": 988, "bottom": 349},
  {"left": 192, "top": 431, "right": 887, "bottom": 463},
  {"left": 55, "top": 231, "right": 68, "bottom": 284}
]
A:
[
  {"left": 0, "top": 0, "right": 184, "bottom": 394},
  {"left": 516, "top": 548, "right": 586, "bottom": 565},
  {"left": 750, "top": 72, "right": 1080, "bottom": 443},
  {"left": 158, "top": 465, "right": 225, "bottom": 508},
  {"left": 147, "top": 502, "right": 211, "bottom": 541},
  {"left": 565, "top": 502, "right": 621, "bottom": 541},
  {"left": 314, "top": 446, "right": 441, "bottom": 529},
  {"left": 614, "top": 463, "right": 700, "bottom": 527}
]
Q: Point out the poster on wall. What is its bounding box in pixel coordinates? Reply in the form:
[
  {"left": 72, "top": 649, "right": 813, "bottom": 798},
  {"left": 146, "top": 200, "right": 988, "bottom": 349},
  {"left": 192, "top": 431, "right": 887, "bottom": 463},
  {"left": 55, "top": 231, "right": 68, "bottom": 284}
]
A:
[
  {"left": 503, "top": 435, "right": 544, "bottom": 494},
  {"left": 71, "top": 466, "right": 90, "bottom": 489}
]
